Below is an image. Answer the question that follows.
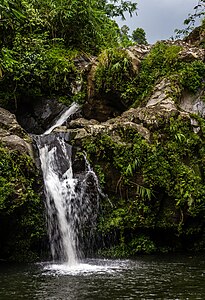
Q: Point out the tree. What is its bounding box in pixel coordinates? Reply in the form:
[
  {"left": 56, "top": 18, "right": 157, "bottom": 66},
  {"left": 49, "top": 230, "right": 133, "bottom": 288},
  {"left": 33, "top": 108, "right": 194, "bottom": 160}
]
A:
[
  {"left": 119, "top": 25, "right": 133, "bottom": 46},
  {"left": 183, "top": 0, "right": 205, "bottom": 29},
  {"left": 175, "top": 0, "right": 205, "bottom": 38},
  {"left": 97, "top": 0, "right": 137, "bottom": 19},
  {"left": 0, "top": 0, "right": 139, "bottom": 110},
  {"left": 132, "top": 27, "right": 148, "bottom": 44}
]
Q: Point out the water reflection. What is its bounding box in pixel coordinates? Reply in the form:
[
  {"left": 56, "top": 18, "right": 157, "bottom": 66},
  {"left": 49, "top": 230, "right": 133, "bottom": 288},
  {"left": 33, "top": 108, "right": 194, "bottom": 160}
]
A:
[{"left": 0, "top": 255, "right": 205, "bottom": 300}]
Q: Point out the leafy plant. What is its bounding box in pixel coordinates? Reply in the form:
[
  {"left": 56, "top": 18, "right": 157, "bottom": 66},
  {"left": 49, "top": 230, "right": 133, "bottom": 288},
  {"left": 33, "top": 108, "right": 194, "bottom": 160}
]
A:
[{"left": 0, "top": 146, "right": 46, "bottom": 261}]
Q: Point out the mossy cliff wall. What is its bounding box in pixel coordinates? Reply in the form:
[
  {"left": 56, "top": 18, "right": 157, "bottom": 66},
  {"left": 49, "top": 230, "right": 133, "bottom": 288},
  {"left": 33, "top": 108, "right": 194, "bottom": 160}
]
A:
[
  {"left": 66, "top": 39, "right": 205, "bottom": 256},
  {"left": 0, "top": 108, "right": 46, "bottom": 261},
  {"left": 0, "top": 32, "right": 205, "bottom": 260}
]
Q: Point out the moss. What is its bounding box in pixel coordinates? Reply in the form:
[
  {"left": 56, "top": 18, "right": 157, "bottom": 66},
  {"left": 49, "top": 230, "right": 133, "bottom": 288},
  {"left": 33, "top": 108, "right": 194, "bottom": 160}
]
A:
[
  {"left": 0, "top": 146, "right": 46, "bottom": 261},
  {"left": 81, "top": 113, "right": 205, "bottom": 257},
  {"left": 94, "top": 48, "right": 135, "bottom": 108},
  {"left": 93, "top": 42, "right": 205, "bottom": 111}
]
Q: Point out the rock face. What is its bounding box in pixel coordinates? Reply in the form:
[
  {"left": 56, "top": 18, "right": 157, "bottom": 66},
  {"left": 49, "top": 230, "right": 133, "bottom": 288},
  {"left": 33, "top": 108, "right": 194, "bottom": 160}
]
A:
[
  {"left": 16, "top": 97, "right": 69, "bottom": 134},
  {"left": 57, "top": 39, "right": 205, "bottom": 255},
  {"left": 67, "top": 112, "right": 150, "bottom": 142},
  {"left": 0, "top": 107, "right": 46, "bottom": 262},
  {"left": 0, "top": 107, "right": 33, "bottom": 156},
  {"left": 146, "top": 78, "right": 177, "bottom": 111},
  {"left": 82, "top": 44, "right": 152, "bottom": 122},
  {"left": 184, "top": 24, "right": 205, "bottom": 47},
  {"left": 179, "top": 90, "right": 205, "bottom": 117}
]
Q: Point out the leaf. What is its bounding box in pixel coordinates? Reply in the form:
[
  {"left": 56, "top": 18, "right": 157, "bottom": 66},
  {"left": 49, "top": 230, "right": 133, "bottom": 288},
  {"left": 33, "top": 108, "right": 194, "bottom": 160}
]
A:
[
  {"left": 125, "top": 164, "right": 133, "bottom": 176},
  {"left": 12, "top": 8, "right": 26, "bottom": 20}
]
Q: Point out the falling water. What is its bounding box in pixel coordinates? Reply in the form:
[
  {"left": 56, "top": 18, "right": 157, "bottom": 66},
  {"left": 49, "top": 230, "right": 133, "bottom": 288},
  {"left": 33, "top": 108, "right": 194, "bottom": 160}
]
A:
[
  {"left": 44, "top": 103, "right": 79, "bottom": 135},
  {"left": 35, "top": 103, "right": 100, "bottom": 265}
]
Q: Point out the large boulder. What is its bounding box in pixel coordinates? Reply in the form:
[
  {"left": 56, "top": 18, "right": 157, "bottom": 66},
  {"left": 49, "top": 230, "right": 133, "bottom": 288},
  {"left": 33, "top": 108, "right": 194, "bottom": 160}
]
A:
[
  {"left": 0, "top": 107, "right": 33, "bottom": 156},
  {"left": 82, "top": 45, "right": 151, "bottom": 122}
]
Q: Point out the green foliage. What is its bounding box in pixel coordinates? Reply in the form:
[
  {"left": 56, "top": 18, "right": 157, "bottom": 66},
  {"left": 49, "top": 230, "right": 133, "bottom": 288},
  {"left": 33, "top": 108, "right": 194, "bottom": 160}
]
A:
[
  {"left": 0, "top": 0, "right": 122, "bottom": 52},
  {"left": 97, "top": 0, "right": 137, "bottom": 19},
  {"left": 119, "top": 25, "right": 134, "bottom": 47},
  {"left": 131, "top": 42, "right": 182, "bottom": 104},
  {"left": 132, "top": 27, "right": 148, "bottom": 45},
  {"left": 95, "top": 48, "right": 135, "bottom": 106},
  {"left": 175, "top": 0, "right": 205, "bottom": 38},
  {"left": 179, "top": 60, "right": 205, "bottom": 93},
  {"left": 98, "top": 235, "right": 156, "bottom": 258},
  {"left": 0, "top": 0, "right": 137, "bottom": 109},
  {"left": 0, "top": 146, "right": 46, "bottom": 261},
  {"left": 94, "top": 42, "right": 184, "bottom": 108},
  {"left": 82, "top": 113, "right": 205, "bottom": 256},
  {"left": 128, "top": 235, "right": 156, "bottom": 255},
  {"left": 114, "top": 42, "right": 205, "bottom": 107},
  {"left": 0, "top": 32, "right": 78, "bottom": 108}
]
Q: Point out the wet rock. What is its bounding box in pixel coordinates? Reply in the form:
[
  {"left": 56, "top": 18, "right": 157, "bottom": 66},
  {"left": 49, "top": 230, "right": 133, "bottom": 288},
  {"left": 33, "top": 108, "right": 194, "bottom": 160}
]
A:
[{"left": 17, "top": 97, "right": 67, "bottom": 134}]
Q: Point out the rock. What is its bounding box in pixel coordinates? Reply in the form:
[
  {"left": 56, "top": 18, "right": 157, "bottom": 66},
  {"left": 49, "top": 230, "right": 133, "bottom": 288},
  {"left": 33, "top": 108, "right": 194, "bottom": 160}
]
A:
[
  {"left": 125, "top": 44, "right": 151, "bottom": 60},
  {"left": 61, "top": 109, "right": 151, "bottom": 143},
  {"left": 83, "top": 45, "right": 151, "bottom": 122},
  {"left": 0, "top": 107, "right": 33, "bottom": 156},
  {"left": 146, "top": 78, "right": 178, "bottom": 111},
  {"left": 184, "top": 25, "right": 205, "bottom": 47},
  {"left": 1, "top": 135, "right": 33, "bottom": 155},
  {"left": 164, "top": 40, "right": 205, "bottom": 61},
  {"left": 17, "top": 97, "right": 68, "bottom": 134},
  {"left": 179, "top": 48, "right": 205, "bottom": 61},
  {"left": 0, "top": 107, "right": 26, "bottom": 138},
  {"left": 179, "top": 90, "right": 205, "bottom": 117},
  {"left": 70, "top": 118, "right": 99, "bottom": 128},
  {"left": 73, "top": 54, "right": 94, "bottom": 71},
  {"left": 122, "top": 106, "right": 178, "bottom": 129},
  {"left": 83, "top": 97, "right": 124, "bottom": 122}
]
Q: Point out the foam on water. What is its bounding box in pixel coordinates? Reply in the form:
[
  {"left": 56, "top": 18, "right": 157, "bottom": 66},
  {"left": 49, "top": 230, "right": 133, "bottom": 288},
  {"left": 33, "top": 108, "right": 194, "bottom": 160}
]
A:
[{"left": 41, "top": 259, "right": 125, "bottom": 276}]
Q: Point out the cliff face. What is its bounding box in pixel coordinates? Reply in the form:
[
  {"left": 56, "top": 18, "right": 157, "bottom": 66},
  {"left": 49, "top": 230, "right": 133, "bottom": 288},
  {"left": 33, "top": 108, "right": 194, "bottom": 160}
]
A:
[
  {"left": 64, "top": 39, "right": 205, "bottom": 255},
  {"left": 0, "top": 108, "right": 46, "bottom": 261},
  {"left": 0, "top": 33, "right": 205, "bottom": 259}
]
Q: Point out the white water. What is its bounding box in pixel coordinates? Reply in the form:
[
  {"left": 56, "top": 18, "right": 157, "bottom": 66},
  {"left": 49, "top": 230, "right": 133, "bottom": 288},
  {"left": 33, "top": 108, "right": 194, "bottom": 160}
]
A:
[
  {"left": 36, "top": 103, "right": 100, "bottom": 266},
  {"left": 44, "top": 103, "right": 79, "bottom": 135},
  {"left": 42, "top": 259, "right": 124, "bottom": 276},
  {"left": 38, "top": 138, "right": 78, "bottom": 265}
]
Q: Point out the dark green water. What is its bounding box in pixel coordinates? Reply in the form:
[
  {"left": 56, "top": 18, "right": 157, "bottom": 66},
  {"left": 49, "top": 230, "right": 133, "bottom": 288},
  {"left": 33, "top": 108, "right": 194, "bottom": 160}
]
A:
[{"left": 0, "top": 255, "right": 205, "bottom": 300}]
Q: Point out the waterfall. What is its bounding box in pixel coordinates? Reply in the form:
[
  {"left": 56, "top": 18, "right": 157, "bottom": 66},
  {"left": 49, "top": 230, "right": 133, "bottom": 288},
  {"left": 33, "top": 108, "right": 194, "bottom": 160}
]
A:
[
  {"left": 44, "top": 103, "right": 79, "bottom": 135},
  {"left": 35, "top": 103, "right": 100, "bottom": 265}
]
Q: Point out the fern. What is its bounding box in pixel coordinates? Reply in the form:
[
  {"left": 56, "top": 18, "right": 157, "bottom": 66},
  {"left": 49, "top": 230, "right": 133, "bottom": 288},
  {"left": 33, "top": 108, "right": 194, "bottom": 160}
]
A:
[{"left": 125, "top": 157, "right": 141, "bottom": 176}]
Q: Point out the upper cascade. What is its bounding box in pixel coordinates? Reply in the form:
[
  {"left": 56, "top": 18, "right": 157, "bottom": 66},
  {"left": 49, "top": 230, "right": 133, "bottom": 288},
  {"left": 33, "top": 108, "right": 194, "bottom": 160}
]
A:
[{"left": 44, "top": 103, "right": 80, "bottom": 135}]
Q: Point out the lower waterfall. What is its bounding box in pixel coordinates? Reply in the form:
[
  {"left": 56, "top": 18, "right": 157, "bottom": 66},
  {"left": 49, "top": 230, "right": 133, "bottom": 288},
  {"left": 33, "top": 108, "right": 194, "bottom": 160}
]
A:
[{"left": 35, "top": 104, "right": 100, "bottom": 265}]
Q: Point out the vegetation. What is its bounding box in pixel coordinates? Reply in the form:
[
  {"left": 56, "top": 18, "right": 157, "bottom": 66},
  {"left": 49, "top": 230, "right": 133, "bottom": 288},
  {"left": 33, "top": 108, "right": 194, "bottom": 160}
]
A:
[
  {"left": 80, "top": 17, "right": 205, "bottom": 257},
  {"left": 132, "top": 27, "right": 148, "bottom": 44},
  {"left": 175, "top": 0, "right": 205, "bottom": 38},
  {"left": 94, "top": 41, "right": 205, "bottom": 109},
  {"left": 94, "top": 48, "right": 135, "bottom": 108},
  {"left": 0, "top": 0, "right": 137, "bottom": 111},
  {"left": 83, "top": 113, "right": 205, "bottom": 257},
  {"left": 0, "top": 146, "right": 46, "bottom": 261},
  {"left": 0, "top": 0, "right": 205, "bottom": 261}
]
